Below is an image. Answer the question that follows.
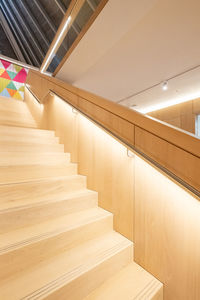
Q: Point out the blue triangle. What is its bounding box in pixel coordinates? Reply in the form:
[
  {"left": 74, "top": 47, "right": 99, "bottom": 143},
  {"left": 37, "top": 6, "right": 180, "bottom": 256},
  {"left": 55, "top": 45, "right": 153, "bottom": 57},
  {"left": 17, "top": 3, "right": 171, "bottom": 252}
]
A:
[{"left": 0, "top": 88, "right": 11, "bottom": 98}]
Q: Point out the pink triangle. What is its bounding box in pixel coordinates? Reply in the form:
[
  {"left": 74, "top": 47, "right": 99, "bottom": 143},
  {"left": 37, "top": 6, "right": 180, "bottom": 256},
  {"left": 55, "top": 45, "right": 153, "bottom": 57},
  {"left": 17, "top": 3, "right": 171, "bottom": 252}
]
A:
[
  {"left": 1, "top": 59, "right": 11, "bottom": 69},
  {"left": 13, "top": 68, "right": 27, "bottom": 83}
]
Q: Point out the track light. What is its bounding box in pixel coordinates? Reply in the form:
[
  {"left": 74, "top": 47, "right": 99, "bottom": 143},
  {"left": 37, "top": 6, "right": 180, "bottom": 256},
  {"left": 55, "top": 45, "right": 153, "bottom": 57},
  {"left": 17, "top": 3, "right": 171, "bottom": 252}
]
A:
[{"left": 162, "top": 81, "right": 168, "bottom": 91}]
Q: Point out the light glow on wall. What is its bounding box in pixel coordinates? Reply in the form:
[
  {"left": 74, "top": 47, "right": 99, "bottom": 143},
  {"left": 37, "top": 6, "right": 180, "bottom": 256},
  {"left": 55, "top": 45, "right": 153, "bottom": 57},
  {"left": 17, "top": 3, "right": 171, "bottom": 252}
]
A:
[{"left": 137, "top": 91, "right": 200, "bottom": 114}]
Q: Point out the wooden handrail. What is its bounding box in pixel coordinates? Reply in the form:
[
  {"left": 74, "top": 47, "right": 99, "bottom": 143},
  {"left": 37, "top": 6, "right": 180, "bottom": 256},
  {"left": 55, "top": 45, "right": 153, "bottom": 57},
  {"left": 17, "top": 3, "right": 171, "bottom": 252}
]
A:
[{"left": 26, "top": 70, "right": 200, "bottom": 194}]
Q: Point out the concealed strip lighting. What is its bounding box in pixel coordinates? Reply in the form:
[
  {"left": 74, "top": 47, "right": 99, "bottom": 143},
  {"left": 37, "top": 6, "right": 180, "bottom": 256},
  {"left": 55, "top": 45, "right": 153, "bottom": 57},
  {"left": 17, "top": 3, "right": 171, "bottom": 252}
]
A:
[
  {"left": 138, "top": 90, "right": 200, "bottom": 114},
  {"left": 41, "top": 16, "right": 71, "bottom": 73}
]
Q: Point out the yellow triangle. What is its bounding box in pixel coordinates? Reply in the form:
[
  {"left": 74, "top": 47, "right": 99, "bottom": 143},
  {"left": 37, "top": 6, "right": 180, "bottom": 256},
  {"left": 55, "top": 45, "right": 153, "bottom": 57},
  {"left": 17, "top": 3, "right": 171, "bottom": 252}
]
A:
[
  {"left": 0, "top": 78, "right": 10, "bottom": 93},
  {"left": 0, "top": 68, "right": 5, "bottom": 76},
  {"left": 13, "top": 90, "right": 22, "bottom": 100}
]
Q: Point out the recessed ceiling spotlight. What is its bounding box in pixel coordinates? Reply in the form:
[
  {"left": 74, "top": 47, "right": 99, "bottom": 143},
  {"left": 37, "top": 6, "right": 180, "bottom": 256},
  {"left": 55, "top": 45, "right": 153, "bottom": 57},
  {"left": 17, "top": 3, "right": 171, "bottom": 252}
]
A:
[{"left": 162, "top": 81, "right": 168, "bottom": 91}]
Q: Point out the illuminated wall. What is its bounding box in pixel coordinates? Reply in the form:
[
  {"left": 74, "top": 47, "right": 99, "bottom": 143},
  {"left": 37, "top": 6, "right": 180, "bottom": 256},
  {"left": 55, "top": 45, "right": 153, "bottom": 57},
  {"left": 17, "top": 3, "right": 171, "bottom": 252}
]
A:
[
  {"left": 0, "top": 59, "right": 28, "bottom": 100},
  {"left": 25, "top": 89, "right": 200, "bottom": 299}
]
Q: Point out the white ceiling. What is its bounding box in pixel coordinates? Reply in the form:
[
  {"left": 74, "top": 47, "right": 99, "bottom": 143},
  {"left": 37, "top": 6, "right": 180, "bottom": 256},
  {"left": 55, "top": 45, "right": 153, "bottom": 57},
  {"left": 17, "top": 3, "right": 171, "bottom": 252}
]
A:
[{"left": 56, "top": 0, "right": 200, "bottom": 112}]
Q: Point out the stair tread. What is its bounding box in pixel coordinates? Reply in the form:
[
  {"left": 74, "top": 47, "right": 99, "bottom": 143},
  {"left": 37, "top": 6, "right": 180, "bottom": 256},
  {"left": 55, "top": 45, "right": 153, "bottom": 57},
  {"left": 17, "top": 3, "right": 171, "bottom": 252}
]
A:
[
  {"left": 0, "top": 136, "right": 59, "bottom": 143},
  {"left": 0, "top": 143, "right": 64, "bottom": 152},
  {"left": 0, "top": 174, "right": 86, "bottom": 205},
  {"left": 0, "top": 188, "right": 96, "bottom": 211},
  {"left": 0, "top": 125, "right": 55, "bottom": 136},
  {"left": 0, "top": 152, "right": 70, "bottom": 166},
  {"left": 0, "top": 207, "right": 111, "bottom": 252},
  {"left": 0, "top": 232, "right": 131, "bottom": 299},
  {"left": 84, "top": 262, "right": 163, "bottom": 300},
  {"left": 0, "top": 164, "right": 77, "bottom": 184}
]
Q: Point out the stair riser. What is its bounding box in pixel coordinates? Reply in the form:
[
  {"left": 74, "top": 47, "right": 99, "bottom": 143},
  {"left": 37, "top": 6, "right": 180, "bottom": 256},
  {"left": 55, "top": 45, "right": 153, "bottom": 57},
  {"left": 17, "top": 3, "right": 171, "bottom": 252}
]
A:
[
  {"left": 0, "top": 153, "right": 70, "bottom": 166},
  {"left": 0, "top": 216, "right": 113, "bottom": 281},
  {"left": 0, "top": 165, "right": 77, "bottom": 184},
  {"left": 0, "top": 177, "right": 86, "bottom": 202},
  {"left": 0, "top": 136, "right": 59, "bottom": 144},
  {"left": 0, "top": 144, "right": 64, "bottom": 152},
  {"left": 0, "top": 193, "right": 98, "bottom": 233},
  {"left": 43, "top": 244, "right": 133, "bottom": 300},
  {"left": 0, "top": 99, "right": 30, "bottom": 113},
  {"left": 0, "top": 118, "right": 36, "bottom": 128},
  {"left": 0, "top": 128, "right": 54, "bottom": 138},
  {"left": 0, "top": 109, "right": 33, "bottom": 120}
]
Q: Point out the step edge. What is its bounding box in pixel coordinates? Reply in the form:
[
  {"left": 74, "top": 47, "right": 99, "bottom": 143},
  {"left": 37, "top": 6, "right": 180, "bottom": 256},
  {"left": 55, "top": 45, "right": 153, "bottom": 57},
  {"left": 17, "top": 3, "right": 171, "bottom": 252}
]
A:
[
  {"left": 0, "top": 212, "right": 113, "bottom": 255},
  {"left": 20, "top": 239, "right": 132, "bottom": 300},
  {"left": 0, "top": 174, "right": 86, "bottom": 187},
  {"left": 0, "top": 189, "right": 98, "bottom": 213}
]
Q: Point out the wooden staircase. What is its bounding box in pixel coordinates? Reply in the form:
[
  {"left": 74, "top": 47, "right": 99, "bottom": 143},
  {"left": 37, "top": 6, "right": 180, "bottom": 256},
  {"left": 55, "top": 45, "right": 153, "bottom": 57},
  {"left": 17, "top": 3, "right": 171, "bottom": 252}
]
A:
[{"left": 0, "top": 96, "right": 163, "bottom": 300}]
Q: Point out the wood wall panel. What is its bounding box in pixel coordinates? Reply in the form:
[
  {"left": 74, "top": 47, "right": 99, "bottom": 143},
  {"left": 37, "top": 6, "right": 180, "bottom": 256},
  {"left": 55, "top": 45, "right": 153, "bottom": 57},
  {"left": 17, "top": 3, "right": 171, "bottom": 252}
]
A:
[
  {"left": 26, "top": 71, "right": 200, "bottom": 158},
  {"left": 24, "top": 88, "right": 44, "bottom": 129},
  {"left": 134, "top": 156, "right": 200, "bottom": 300},
  {"left": 135, "top": 126, "right": 200, "bottom": 192},
  {"left": 29, "top": 93, "right": 134, "bottom": 241},
  {"left": 77, "top": 96, "right": 135, "bottom": 146},
  {"left": 77, "top": 113, "right": 134, "bottom": 240},
  {"left": 25, "top": 87, "right": 200, "bottom": 300},
  {"left": 26, "top": 70, "right": 200, "bottom": 192},
  {"left": 149, "top": 98, "right": 200, "bottom": 135}
]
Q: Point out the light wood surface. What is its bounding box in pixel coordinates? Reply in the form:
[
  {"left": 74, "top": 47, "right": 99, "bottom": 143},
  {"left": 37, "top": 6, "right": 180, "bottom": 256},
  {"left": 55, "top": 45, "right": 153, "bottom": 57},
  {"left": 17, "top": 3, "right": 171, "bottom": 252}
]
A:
[
  {"left": 149, "top": 98, "right": 200, "bottom": 135},
  {"left": 0, "top": 94, "right": 161, "bottom": 299},
  {"left": 134, "top": 156, "right": 200, "bottom": 300},
  {"left": 27, "top": 93, "right": 135, "bottom": 241},
  {"left": 26, "top": 70, "right": 200, "bottom": 193},
  {"left": 0, "top": 164, "right": 77, "bottom": 184},
  {"left": 135, "top": 126, "right": 200, "bottom": 191},
  {"left": 0, "top": 232, "right": 133, "bottom": 300},
  {"left": 24, "top": 72, "right": 200, "bottom": 299},
  {"left": 84, "top": 262, "right": 163, "bottom": 300},
  {"left": 0, "top": 96, "right": 37, "bottom": 128}
]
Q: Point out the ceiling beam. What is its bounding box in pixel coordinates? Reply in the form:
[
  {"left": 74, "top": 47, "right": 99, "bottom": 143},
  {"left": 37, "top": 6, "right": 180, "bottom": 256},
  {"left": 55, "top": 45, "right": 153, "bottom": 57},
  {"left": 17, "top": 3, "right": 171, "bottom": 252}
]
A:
[
  {"left": 20, "top": 0, "right": 50, "bottom": 50},
  {"left": 32, "top": 0, "right": 57, "bottom": 34},
  {"left": 0, "top": 9, "right": 26, "bottom": 62},
  {"left": 86, "top": 0, "right": 96, "bottom": 11},
  {"left": 40, "top": 0, "right": 86, "bottom": 73},
  {"left": 1, "top": 0, "right": 38, "bottom": 66},
  {"left": 7, "top": 0, "right": 45, "bottom": 62}
]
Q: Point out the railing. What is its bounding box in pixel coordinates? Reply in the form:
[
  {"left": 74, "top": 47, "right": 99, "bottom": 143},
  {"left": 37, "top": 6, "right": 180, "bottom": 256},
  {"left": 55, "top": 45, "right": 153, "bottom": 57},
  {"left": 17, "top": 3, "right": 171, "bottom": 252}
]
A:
[{"left": 26, "top": 70, "right": 200, "bottom": 197}]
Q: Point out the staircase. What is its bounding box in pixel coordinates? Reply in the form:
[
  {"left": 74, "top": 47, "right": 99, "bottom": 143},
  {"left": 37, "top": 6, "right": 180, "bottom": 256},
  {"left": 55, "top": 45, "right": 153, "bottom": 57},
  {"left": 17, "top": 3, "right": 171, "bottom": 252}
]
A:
[{"left": 0, "top": 96, "right": 163, "bottom": 299}]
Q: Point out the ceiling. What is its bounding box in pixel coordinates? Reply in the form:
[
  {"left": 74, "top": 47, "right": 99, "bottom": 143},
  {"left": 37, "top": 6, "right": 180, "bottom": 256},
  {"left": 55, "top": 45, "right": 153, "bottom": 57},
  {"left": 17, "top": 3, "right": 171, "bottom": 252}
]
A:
[{"left": 56, "top": 0, "right": 200, "bottom": 112}]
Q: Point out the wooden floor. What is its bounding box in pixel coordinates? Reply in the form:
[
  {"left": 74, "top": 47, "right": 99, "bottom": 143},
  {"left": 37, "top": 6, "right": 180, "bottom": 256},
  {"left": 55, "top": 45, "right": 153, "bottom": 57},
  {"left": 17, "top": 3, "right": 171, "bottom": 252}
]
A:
[{"left": 0, "top": 97, "right": 163, "bottom": 299}]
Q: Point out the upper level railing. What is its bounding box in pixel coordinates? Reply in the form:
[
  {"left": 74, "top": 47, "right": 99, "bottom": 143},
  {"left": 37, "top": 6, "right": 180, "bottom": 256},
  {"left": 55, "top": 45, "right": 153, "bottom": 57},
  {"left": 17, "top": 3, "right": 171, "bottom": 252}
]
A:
[
  {"left": 26, "top": 70, "right": 200, "bottom": 197},
  {"left": 40, "top": 0, "right": 108, "bottom": 75}
]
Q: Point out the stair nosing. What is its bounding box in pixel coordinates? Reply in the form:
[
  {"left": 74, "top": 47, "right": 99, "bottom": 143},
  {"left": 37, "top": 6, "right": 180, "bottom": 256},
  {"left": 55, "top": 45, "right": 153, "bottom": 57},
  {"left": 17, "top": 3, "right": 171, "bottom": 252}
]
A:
[
  {"left": 20, "top": 239, "right": 131, "bottom": 300},
  {"left": 0, "top": 209, "right": 112, "bottom": 254},
  {"left": 0, "top": 174, "right": 85, "bottom": 187},
  {"left": 0, "top": 189, "right": 97, "bottom": 213}
]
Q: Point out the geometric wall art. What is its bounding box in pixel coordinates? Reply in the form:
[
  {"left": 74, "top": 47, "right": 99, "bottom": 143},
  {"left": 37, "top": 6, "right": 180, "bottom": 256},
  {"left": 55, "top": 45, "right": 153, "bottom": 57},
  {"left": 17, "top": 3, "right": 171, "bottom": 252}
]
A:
[{"left": 0, "top": 59, "right": 29, "bottom": 101}]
